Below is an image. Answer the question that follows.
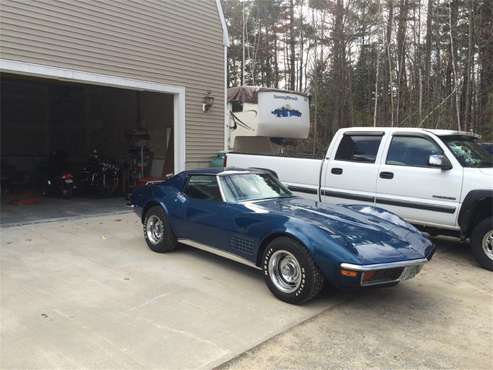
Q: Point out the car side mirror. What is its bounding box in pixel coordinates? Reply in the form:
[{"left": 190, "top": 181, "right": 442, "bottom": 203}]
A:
[{"left": 428, "top": 154, "right": 452, "bottom": 170}]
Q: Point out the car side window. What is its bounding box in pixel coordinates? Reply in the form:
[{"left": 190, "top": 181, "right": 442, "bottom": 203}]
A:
[
  {"left": 334, "top": 134, "right": 383, "bottom": 163},
  {"left": 386, "top": 136, "right": 443, "bottom": 167},
  {"left": 183, "top": 175, "right": 222, "bottom": 201}
]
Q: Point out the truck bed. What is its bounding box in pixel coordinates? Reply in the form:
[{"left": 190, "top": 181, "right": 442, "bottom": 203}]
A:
[{"left": 226, "top": 152, "right": 323, "bottom": 196}]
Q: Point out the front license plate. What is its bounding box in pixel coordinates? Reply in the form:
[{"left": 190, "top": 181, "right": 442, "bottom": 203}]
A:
[
  {"left": 64, "top": 179, "right": 73, "bottom": 184},
  {"left": 400, "top": 264, "right": 423, "bottom": 281}
]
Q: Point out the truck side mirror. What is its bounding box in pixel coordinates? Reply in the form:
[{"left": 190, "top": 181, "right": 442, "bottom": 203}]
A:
[{"left": 428, "top": 154, "right": 452, "bottom": 170}]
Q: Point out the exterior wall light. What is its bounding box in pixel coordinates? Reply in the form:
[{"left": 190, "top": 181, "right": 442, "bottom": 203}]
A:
[{"left": 202, "top": 91, "right": 214, "bottom": 112}]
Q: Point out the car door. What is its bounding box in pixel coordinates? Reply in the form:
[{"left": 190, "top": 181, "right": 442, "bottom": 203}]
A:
[
  {"left": 180, "top": 174, "right": 236, "bottom": 250},
  {"left": 321, "top": 131, "right": 385, "bottom": 206},
  {"left": 375, "top": 133, "right": 463, "bottom": 228}
]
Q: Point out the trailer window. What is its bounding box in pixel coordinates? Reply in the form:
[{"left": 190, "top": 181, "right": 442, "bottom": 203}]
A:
[
  {"left": 231, "top": 101, "right": 243, "bottom": 112},
  {"left": 335, "top": 135, "right": 382, "bottom": 163}
]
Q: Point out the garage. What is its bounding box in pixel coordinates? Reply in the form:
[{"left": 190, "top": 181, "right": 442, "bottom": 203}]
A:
[
  {"left": 0, "top": 70, "right": 183, "bottom": 226},
  {"left": 0, "top": 0, "right": 227, "bottom": 226}
]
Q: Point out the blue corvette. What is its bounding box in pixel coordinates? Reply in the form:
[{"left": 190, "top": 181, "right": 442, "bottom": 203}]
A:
[{"left": 130, "top": 168, "right": 435, "bottom": 304}]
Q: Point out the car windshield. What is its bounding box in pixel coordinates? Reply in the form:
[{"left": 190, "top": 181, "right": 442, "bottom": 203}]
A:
[
  {"left": 219, "top": 173, "right": 292, "bottom": 202},
  {"left": 440, "top": 135, "right": 493, "bottom": 168}
]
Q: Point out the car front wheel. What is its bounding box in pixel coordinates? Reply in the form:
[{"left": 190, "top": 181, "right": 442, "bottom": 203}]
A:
[
  {"left": 143, "top": 206, "right": 177, "bottom": 253},
  {"left": 471, "top": 217, "right": 493, "bottom": 271},
  {"left": 262, "top": 237, "right": 325, "bottom": 304}
]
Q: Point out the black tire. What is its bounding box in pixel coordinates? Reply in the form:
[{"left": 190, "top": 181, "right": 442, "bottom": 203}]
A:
[
  {"left": 143, "top": 206, "right": 177, "bottom": 253},
  {"left": 471, "top": 217, "right": 493, "bottom": 271},
  {"left": 262, "top": 237, "right": 325, "bottom": 304}
]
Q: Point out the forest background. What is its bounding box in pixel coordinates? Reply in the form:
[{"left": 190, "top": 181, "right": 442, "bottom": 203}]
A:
[{"left": 222, "top": 0, "right": 493, "bottom": 154}]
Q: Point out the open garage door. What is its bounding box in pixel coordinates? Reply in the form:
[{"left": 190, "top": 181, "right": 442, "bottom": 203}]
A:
[{"left": 1, "top": 72, "right": 179, "bottom": 226}]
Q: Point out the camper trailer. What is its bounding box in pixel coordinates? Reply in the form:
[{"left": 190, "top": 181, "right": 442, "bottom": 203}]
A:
[{"left": 227, "top": 86, "right": 310, "bottom": 153}]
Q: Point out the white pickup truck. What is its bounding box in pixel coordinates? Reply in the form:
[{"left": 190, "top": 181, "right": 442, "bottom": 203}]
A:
[{"left": 226, "top": 127, "right": 493, "bottom": 270}]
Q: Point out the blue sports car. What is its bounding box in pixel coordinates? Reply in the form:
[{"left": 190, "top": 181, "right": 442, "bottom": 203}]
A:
[{"left": 130, "top": 168, "right": 435, "bottom": 304}]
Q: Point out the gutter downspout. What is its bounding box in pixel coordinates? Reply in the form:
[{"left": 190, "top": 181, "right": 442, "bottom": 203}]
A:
[{"left": 215, "top": 0, "right": 230, "bottom": 152}]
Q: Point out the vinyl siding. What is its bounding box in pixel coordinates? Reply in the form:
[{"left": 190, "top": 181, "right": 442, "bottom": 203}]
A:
[{"left": 0, "top": 0, "right": 225, "bottom": 168}]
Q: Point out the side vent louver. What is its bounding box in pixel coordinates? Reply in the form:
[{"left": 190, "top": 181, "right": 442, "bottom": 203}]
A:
[{"left": 230, "top": 236, "right": 255, "bottom": 256}]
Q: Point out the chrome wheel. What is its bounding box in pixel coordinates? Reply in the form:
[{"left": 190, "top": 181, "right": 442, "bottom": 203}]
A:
[
  {"left": 268, "top": 250, "right": 302, "bottom": 294},
  {"left": 146, "top": 215, "right": 164, "bottom": 245},
  {"left": 482, "top": 229, "right": 493, "bottom": 261}
]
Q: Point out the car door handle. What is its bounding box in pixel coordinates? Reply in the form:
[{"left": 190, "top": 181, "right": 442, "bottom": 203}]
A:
[
  {"left": 379, "top": 171, "right": 394, "bottom": 179},
  {"left": 331, "top": 168, "right": 343, "bottom": 175}
]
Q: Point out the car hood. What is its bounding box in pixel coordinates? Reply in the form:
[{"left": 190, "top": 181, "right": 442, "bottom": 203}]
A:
[{"left": 251, "top": 197, "right": 432, "bottom": 264}]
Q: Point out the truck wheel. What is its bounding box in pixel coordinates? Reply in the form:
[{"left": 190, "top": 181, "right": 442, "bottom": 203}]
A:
[
  {"left": 471, "top": 217, "right": 493, "bottom": 271},
  {"left": 143, "top": 206, "right": 177, "bottom": 253},
  {"left": 262, "top": 237, "right": 325, "bottom": 304}
]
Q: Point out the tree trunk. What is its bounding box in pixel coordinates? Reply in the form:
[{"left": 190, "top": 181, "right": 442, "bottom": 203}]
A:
[
  {"left": 448, "top": 0, "right": 461, "bottom": 130},
  {"left": 273, "top": 28, "right": 279, "bottom": 88},
  {"left": 374, "top": 0, "right": 384, "bottom": 127},
  {"left": 332, "top": 0, "right": 346, "bottom": 133},
  {"left": 424, "top": 0, "right": 433, "bottom": 110},
  {"left": 289, "top": 0, "right": 296, "bottom": 90},
  {"left": 385, "top": 0, "right": 395, "bottom": 126},
  {"left": 298, "top": 0, "right": 304, "bottom": 92},
  {"left": 396, "top": 0, "right": 409, "bottom": 125},
  {"left": 462, "top": 0, "right": 474, "bottom": 131},
  {"left": 478, "top": 0, "right": 493, "bottom": 137}
]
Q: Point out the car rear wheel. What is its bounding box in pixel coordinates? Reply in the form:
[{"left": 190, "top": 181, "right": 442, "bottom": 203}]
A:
[
  {"left": 471, "top": 217, "right": 493, "bottom": 271},
  {"left": 262, "top": 237, "right": 325, "bottom": 304},
  {"left": 143, "top": 206, "right": 177, "bottom": 253}
]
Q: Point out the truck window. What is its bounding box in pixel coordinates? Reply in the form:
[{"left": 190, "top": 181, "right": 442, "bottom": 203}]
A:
[
  {"left": 386, "top": 136, "right": 443, "bottom": 167},
  {"left": 334, "top": 135, "right": 382, "bottom": 163}
]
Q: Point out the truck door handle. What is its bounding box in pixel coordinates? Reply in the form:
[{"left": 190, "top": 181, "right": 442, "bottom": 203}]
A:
[
  {"left": 331, "top": 168, "right": 343, "bottom": 175},
  {"left": 379, "top": 171, "right": 394, "bottom": 179}
]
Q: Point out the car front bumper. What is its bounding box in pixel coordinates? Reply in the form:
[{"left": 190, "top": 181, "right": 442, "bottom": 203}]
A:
[{"left": 340, "top": 258, "right": 428, "bottom": 287}]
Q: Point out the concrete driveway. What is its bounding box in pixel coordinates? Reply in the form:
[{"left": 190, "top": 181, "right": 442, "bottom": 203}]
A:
[
  {"left": 0, "top": 213, "right": 342, "bottom": 369},
  {"left": 1, "top": 214, "right": 491, "bottom": 369},
  {"left": 220, "top": 238, "right": 493, "bottom": 369}
]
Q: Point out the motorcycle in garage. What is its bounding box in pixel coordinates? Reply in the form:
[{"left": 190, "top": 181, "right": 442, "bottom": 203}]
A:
[
  {"left": 79, "top": 150, "right": 121, "bottom": 197},
  {"left": 41, "top": 150, "right": 75, "bottom": 199}
]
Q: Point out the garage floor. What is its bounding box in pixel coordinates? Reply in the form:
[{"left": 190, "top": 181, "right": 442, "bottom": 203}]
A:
[
  {"left": 0, "top": 197, "right": 130, "bottom": 227},
  {"left": 1, "top": 214, "right": 491, "bottom": 369}
]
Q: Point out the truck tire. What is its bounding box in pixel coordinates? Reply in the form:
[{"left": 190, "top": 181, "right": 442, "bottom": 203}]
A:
[
  {"left": 471, "top": 217, "right": 493, "bottom": 271},
  {"left": 143, "top": 206, "right": 177, "bottom": 253},
  {"left": 262, "top": 237, "right": 325, "bottom": 304}
]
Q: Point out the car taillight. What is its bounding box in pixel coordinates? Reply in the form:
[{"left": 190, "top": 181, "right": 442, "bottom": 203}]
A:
[
  {"left": 62, "top": 173, "right": 73, "bottom": 180},
  {"left": 223, "top": 154, "right": 227, "bottom": 168}
]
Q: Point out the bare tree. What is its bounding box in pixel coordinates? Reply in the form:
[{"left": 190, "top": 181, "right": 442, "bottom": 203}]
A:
[
  {"left": 448, "top": 0, "right": 461, "bottom": 130},
  {"left": 374, "top": 0, "right": 384, "bottom": 127}
]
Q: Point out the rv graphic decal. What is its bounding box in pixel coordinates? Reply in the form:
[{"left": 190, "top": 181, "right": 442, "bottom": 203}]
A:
[{"left": 271, "top": 106, "right": 302, "bottom": 118}]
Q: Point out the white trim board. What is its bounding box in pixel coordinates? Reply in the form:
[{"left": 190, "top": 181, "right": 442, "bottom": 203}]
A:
[
  {"left": 0, "top": 59, "right": 186, "bottom": 172},
  {"left": 215, "top": 0, "right": 229, "bottom": 151},
  {"left": 215, "top": 0, "right": 229, "bottom": 47}
]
